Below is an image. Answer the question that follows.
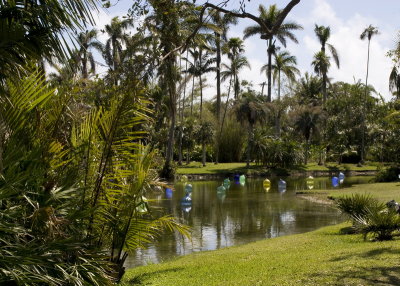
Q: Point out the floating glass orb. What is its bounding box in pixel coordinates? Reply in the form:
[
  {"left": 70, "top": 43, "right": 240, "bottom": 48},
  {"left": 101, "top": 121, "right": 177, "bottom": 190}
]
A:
[
  {"left": 263, "top": 179, "right": 271, "bottom": 191},
  {"left": 306, "top": 176, "right": 314, "bottom": 190},
  {"left": 223, "top": 178, "right": 231, "bottom": 189},
  {"left": 182, "top": 206, "right": 192, "bottom": 213},
  {"left": 234, "top": 174, "right": 240, "bottom": 182},
  {"left": 185, "top": 184, "right": 193, "bottom": 194},
  {"left": 239, "top": 175, "right": 246, "bottom": 182},
  {"left": 217, "top": 185, "right": 226, "bottom": 193},
  {"left": 136, "top": 196, "right": 148, "bottom": 213},
  {"left": 332, "top": 177, "right": 339, "bottom": 188},
  {"left": 278, "top": 179, "right": 287, "bottom": 193},
  {"left": 338, "top": 172, "right": 345, "bottom": 184},
  {"left": 165, "top": 187, "right": 173, "bottom": 199},
  {"left": 181, "top": 194, "right": 192, "bottom": 206},
  {"left": 181, "top": 175, "right": 188, "bottom": 184}
]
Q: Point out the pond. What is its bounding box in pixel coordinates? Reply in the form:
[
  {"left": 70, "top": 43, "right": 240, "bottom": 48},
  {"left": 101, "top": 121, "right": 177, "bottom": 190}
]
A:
[{"left": 125, "top": 175, "right": 373, "bottom": 268}]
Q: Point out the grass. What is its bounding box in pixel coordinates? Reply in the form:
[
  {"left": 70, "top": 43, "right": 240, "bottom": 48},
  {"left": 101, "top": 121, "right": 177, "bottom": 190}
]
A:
[
  {"left": 307, "top": 182, "right": 400, "bottom": 203},
  {"left": 176, "top": 162, "right": 380, "bottom": 175},
  {"left": 121, "top": 182, "right": 400, "bottom": 285},
  {"left": 121, "top": 222, "right": 400, "bottom": 286}
]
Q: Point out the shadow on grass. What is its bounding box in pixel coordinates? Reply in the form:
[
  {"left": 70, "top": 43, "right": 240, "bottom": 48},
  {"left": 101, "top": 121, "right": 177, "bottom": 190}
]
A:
[
  {"left": 329, "top": 247, "right": 400, "bottom": 262},
  {"left": 126, "top": 267, "right": 184, "bottom": 285},
  {"left": 306, "top": 265, "right": 400, "bottom": 286}
]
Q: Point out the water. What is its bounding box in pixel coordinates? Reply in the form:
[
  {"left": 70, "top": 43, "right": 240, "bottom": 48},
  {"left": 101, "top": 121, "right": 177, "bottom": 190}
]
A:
[{"left": 125, "top": 176, "right": 373, "bottom": 268}]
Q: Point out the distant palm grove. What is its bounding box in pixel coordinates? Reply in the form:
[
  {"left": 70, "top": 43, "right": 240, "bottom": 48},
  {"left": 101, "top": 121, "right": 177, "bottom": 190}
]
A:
[{"left": 1, "top": 0, "right": 400, "bottom": 284}]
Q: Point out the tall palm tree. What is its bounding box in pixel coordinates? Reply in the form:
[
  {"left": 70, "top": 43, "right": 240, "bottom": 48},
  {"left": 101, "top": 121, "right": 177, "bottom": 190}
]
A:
[
  {"left": 263, "top": 50, "right": 299, "bottom": 101},
  {"left": 360, "top": 25, "right": 379, "bottom": 164},
  {"left": 312, "top": 51, "right": 331, "bottom": 82},
  {"left": 76, "top": 29, "right": 103, "bottom": 79},
  {"left": 293, "top": 106, "right": 323, "bottom": 165},
  {"left": 103, "top": 17, "right": 134, "bottom": 76},
  {"left": 262, "top": 50, "right": 299, "bottom": 137},
  {"left": 209, "top": 11, "right": 238, "bottom": 123},
  {"left": 243, "top": 4, "right": 302, "bottom": 102},
  {"left": 184, "top": 48, "right": 215, "bottom": 119},
  {"left": 222, "top": 37, "right": 247, "bottom": 99},
  {"left": 233, "top": 93, "right": 266, "bottom": 167},
  {"left": 314, "top": 24, "right": 340, "bottom": 104}
]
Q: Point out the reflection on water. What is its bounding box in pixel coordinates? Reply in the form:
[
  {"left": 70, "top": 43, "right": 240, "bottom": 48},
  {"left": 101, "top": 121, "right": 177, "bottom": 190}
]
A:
[{"left": 125, "top": 176, "right": 373, "bottom": 268}]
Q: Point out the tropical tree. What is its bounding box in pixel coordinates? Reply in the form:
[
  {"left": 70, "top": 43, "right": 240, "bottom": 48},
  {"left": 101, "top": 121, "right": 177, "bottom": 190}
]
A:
[
  {"left": 293, "top": 105, "right": 323, "bottom": 165},
  {"left": 221, "top": 38, "right": 249, "bottom": 100},
  {"left": 243, "top": 4, "right": 302, "bottom": 102},
  {"left": 263, "top": 50, "right": 299, "bottom": 137},
  {"left": 233, "top": 92, "right": 267, "bottom": 167},
  {"left": 0, "top": 0, "right": 99, "bottom": 84},
  {"left": 208, "top": 11, "right": 238, "bottom": 123},
  {"left": 103, "top": 16, "right": 134, "bottom": 81},
  {"left": 360, "top": 25, "right": 379, "bottom": 164},
  {"left": 195, "top": 121, "right": 214, "bottom": 167},
  {"left": 184, "top": 48, "right": 215, "bottom": 119},
  {"left": 313, "top": 24, "right": 340, "bottom": 104},
  {"left": 76, "top": 29, "right": 103, "bottom": 79},
  {"left": 295, "top": 72, "right": 323, "bottom": 106},
  {"left": 389, "top": 66, "right": 400, "bottom": 99}
]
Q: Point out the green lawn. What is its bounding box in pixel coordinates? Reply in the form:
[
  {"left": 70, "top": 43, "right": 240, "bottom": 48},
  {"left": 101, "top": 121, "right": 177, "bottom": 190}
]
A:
[
  {"left": 121, "top": 182, "right": 400, "bottom": 286},
  {"left": 176, "top": 162, "right": 380, "bottom": 174},
  {"left": 122, "top": 223, "right": 400, "bottom": 286}
]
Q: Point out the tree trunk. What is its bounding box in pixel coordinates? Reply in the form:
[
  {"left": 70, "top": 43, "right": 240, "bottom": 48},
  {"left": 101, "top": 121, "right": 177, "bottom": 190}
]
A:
[
  {"left": 215, "top": 33, "right": 222, "bottom": 164},
  {"left": 361, "top": 39, "right": 371, "bottom": 164},
  {"left": 322, "top": 72, "right": 327, "bottom": 106},
  {"left": 191, "top": 74, "right": 195, "bottom": 116},
  {"left": 216, "top": 33, "right": 222, "bottom": 122},
  {"left": 202, "top": 141, "right": 206, "bottom": 167},
  {"left": 246, "top": 126, "right": 252, "bottom": 168},
  {"left": 305, "top": 138, "right": 309, "bottom": 165},
  {"left": 199, "top": 75, "right": 203, "bottom": 119},
  {"left": 275, "top": 70, "right": 281, "bottom": 137},
  {"left": 267, "top": 38, "right": 273, "bottom": 102}
]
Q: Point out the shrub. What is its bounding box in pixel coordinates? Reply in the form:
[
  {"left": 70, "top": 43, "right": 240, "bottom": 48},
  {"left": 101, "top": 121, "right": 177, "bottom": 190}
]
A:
[
  {"left": 353, "top": 208, "right": 400, "bottom": 241},
  {"left": 336, "top": 194, "right": 384, "bottom": 222},
  {"left": 374, "top": 165, "right": 400, "bottom": 182}
]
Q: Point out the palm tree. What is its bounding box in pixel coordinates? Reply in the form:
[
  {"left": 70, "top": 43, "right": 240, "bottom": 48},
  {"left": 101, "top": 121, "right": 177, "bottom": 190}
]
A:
[
  {"left": 313, "top": 24, "right": 340, "bottom": 104},
  {"left": 243, "top": 4, "right": 302, "bottom": 102},
  {"left": 389, "top": 66, "right": 400, "bottom": 99},
  {"left": 295, "top": 73, "right": 323, "bottom": 106},
  {"left": 184, "top": 48, "right": 215, "bottom": 119},
  {"left": 360, "top": 25, "right": 379, "bottom": 164},
  {"left": 76, "top": 29, "right": 103, "bottom": 79},
  {"left": 222, "top": 37, "right": 247, "bottom": 100},
  {"left": 262, "top": 50, "right": 298, "bottom": 137},
  {"left": 209, "top": 11, "right": 238, "bottom": 123},
  {"left": 263, "top": 50, "right": 299, "bottom": 101},
  {"left": 103, "top": 17, "right": 134, "bottom": 77},
  {"left": 293, "top": 106, "right": 323, "bottom": 165},
  {"left": 233, "top": 92, "right": 267, "bottom": 167},
  {"left": 312, "top": 51, "right": 331, "bottom": 83}
]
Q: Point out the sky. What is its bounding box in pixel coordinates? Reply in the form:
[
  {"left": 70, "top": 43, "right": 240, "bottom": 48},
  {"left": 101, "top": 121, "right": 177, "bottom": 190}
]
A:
[{"left": 91, "top": 0, "right": 400, "bottom": 101}]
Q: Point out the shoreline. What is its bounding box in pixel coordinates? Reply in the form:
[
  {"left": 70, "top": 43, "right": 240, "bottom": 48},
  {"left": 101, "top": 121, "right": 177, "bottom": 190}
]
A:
[{"left": 175, "top": 170, "right": 377, "bottom": 181}]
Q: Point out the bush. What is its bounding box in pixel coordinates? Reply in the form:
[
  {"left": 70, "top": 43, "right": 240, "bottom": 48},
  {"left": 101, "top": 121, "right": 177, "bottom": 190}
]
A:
[
  {"left": 336, "top": 194, "right": 384, "bottom": 222},
  {"left": 336, "top": 194, "right": 400, "bottom": 241},
  {"left": 374, "top": 165, "right": 400, "bottom": 182},
  {"left": 353, "top": 208, "right": 400, "bottom": 241}
]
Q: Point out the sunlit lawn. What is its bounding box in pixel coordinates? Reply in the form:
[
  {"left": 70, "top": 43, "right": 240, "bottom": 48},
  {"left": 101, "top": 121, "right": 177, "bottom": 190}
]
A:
[
  {"left": 122, "top": 222, "right": 400, "bottom": 285},
  {"left": 176, "top": 161, "right": 380, "bottom": 174}
]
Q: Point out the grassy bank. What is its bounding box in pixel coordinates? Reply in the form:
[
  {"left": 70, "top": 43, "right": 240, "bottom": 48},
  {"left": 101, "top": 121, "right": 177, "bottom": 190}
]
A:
[
  {"left": 122, "top": 182, "right": 400, "bottom": 285},
  {"left": 177, "top": 162, "right": 380, "bottom": 175},
  {"left": 122, "top": 223, "right": 400, "bottom": 286}
]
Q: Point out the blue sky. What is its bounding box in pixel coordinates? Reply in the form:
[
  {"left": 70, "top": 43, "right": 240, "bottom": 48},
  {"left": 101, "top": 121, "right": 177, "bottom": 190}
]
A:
[{"left": 93, "top": 0, "right": 400, "bottom": 101}]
